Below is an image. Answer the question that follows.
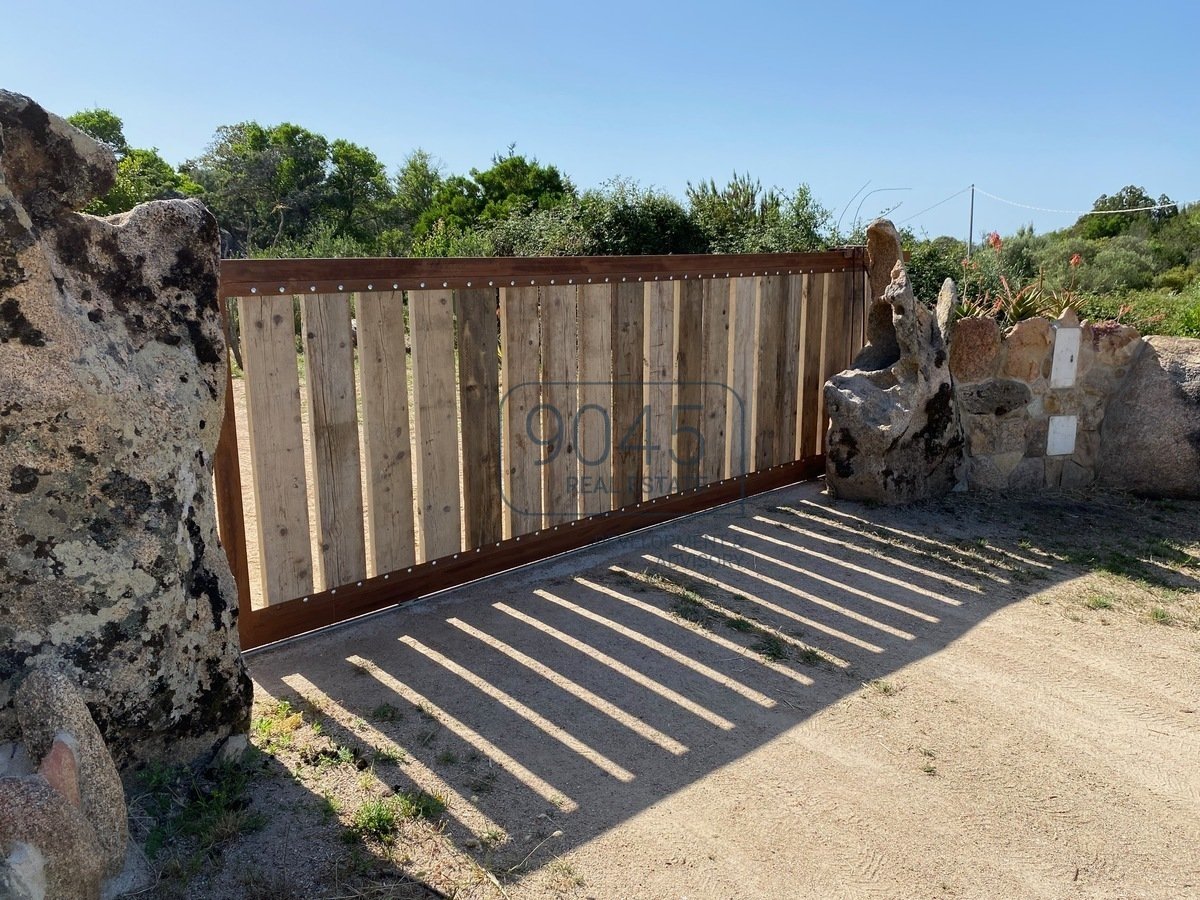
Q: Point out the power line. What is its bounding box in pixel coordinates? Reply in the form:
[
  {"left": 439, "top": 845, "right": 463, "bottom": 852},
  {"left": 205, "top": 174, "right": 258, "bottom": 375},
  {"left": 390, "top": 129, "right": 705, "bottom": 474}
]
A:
[
  {"left": 974, "top": 187, "right": 1185, "bottom": 216},
  {"left": 898, "top": 185, "right": 972, "bottom": 225}
]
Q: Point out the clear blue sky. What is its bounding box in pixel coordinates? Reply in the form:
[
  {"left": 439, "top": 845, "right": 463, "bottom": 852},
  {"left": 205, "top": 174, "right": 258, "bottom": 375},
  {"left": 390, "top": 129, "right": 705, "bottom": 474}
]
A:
[{"left": 5, "top": 0, "right": 1198, "bottom": 241}]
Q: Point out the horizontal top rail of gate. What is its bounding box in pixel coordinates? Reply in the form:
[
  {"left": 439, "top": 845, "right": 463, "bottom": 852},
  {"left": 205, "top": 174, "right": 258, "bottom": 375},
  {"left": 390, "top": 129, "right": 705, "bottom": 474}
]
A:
[
  {"left": 218, "top": 249, "right": 864, "bottom": 296},
  {"left": 214, "top": 249, "right": 871, "bottom": 649}
]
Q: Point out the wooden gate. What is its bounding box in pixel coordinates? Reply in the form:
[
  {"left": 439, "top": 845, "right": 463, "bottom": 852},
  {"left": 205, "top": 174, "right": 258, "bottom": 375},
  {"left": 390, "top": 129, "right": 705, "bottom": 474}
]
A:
[{"left": 214, "top": 251, "right": 870, "bottom": 649}]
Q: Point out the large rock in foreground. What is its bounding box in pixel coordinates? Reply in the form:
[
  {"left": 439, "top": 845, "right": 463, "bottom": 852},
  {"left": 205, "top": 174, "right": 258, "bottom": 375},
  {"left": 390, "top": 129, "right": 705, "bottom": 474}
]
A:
[
  {"left": 824, "top": 221, "right": 964, "bottom": 504},
  {"left": 1097, "top": 335, "right": 1200, "bottom": 498},
  {"left": 0, "top": 90, "right": 250, "bottom": 765}
]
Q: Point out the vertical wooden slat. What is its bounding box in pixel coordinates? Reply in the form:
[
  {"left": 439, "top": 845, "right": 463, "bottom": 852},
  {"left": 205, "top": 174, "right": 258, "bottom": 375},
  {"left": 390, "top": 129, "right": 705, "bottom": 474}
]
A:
[
  {"left": 699, "top": 278, "right": 730, "bottom": 486},
  {"left": 302, "top": 293, "right": 367, "bottom": 590},
  {"left": 753, "top": 275, "right": 787, "bottom": 470},
  {"left": 611, "top": 282, "right": 644, "bottom": 508},
  {"left": 818, "top": 271, "right": 848, "bottom": 455},
  {"left": 358, "top": 291, "right": 416, "bottom": 576},
  {"left": 800, "top": 274, "right": 827, "bottom": 458},
  {"left": 215, "top": 297, "right": 252, "bottom": 614},
  {"left": 541, "top": 285, "right": 578, "bottom": 521},
  {"left": 842, "top": 270, "right": 856, "bottom": 370},
  {"left": 457, "top": 288, "right": 503, "bottom": 548},
  {"left": 644, "top": 281, "right": 676, "bottom": 499},
  {"left": 779, "top": 275, "right": 805, "bottom": 463},
  {"left": 726, "top": 277, "right": 757, "bottom": 476},
  {"left": 676, "top": 281, "right": 704, "bottom": 491},
  {"left": 578, "top": 283, "right": 613, "bottom": 516},
  {"left": 237, "top": 294, "right": 313, "bottom": 604},
  {"left": 500, "top": 286, "right": 543, "bottom": 536},
  {"left": 409, "top": 289, "right": 462, "bottom": 560},
  {"left": 850, "top": 267, "right": 867, "bottom": 359}
]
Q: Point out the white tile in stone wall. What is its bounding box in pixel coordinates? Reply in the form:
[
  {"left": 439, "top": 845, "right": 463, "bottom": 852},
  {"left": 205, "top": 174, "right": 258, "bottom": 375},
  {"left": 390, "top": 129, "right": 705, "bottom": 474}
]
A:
[
  {"left": 1050, "top": 326, "right": 1081, "bottom": 388},
  {"left": 1047, "top": 415, "right": 1078, "bottom": 456}
]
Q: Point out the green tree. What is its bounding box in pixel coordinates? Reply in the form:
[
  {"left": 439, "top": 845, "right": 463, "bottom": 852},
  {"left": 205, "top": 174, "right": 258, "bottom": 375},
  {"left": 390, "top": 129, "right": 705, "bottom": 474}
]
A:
[
  {"left": 1077, "top": 185, "right": 1176, "bottom": 239},
  {"left": 183, "top": 122, "right": 331, "bottom": 253},
  {"left": 86, "top": 148, "right": 204, "bottom": 215},
  {"left": 67, "top": 108, "right": 128, "bottom": 157},
  {"left": 687, "top": 174, "right": 831, "bottom": 252},
  {"left": 326, "top": 139, "right": 392, "bottom": 241},
  {"left": 416, "top": 148, "right": 574, "bottom": 236}
]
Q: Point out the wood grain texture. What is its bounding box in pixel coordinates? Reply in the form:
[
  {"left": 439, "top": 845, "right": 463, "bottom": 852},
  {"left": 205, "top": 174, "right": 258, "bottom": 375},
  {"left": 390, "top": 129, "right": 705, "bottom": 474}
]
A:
[
  {"left": 408, "top": 289, "right": 462, "bottom": 560},
  {"left": 643, "top": 281, "right": 677, "bottom": 499},
  {"left": 214, "top": 297, "right": 252, "bottom": 611},
  {"left": 676, "top": 281, "right": 704, "bottom": 491},
  {"left": 726, "top": 277, "right": 757, "bottom": 476},
  {"left": 457, "top": 288, "right": 504, "bottom": 548},
  {"left": 754, "top": 275, "right": 787, "bottom": 470},
  {"left": 220, "top": 250, "right": 862, "bottom": 297},
  {"left": 780, "top": 274, "right": 805, "bottom": 463},
  {"left": 237, "top": 294, "right": 313, "bottom": 603},
  {"left": 577, "top": 283, "right": 614, "bottom": 516},
  {"left": 500, "top": 286, "right": 543, "bottom": 536},
  {"left": 800, "top": 274, "right": 827, "bottom": 458},
  {"left": 302, "top": 293, "right": 367, "bottom": 590},
  {"left": 611, "top": 282, "right": 645, "bottom": 508},
  {"left": 540, "top": 285, "right": 579, "bottom": 521},
  {"left": 357, "top": 291, "right": 416, "bottom": 575},
  {"left": 818, "top": 271, "right": 848, "bottom": 456},
  {"left": 698, "top": 278, "right": 730, "bottom": 486}
]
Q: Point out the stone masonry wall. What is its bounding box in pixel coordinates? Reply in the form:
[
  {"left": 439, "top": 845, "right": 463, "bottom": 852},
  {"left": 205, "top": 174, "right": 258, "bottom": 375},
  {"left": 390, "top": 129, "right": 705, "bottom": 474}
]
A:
[{"left": 949, "top": 310, "right": 1144, "bottom": 491}]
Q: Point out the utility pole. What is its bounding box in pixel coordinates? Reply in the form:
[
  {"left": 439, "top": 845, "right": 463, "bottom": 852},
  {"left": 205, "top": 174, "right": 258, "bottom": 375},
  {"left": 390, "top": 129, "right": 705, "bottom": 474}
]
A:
[{"left": 966, "top": 184, "right": 975, "bottom": 259}]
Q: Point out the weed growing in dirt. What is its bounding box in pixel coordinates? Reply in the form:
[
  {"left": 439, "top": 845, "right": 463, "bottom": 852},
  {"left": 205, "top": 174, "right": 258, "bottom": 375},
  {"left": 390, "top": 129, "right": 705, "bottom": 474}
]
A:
[
  {"left": 370, "top": 702, "right": 403, "bottom": 722},
  {"left": 751, "top": 634, "right": 788, "bottom": 661},
  {"left": 137, "top": 756, "right": 267, "bottom": 870},
  {"left": 1150, "top": 606, "right": 1174, "bottom": 625},
  {"left": 1085, "top": 594, "right": 1115, "bottom": 610},
  {"left": 867, "top": 679, "right": 898, "bottom": 696}
]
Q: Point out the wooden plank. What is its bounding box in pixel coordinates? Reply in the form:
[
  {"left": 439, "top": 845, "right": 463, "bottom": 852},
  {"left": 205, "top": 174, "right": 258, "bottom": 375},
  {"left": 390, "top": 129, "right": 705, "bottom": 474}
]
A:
[
  {"left": 799, "top": 274, "right": 827, "bottom": 458},
  {"left": 540, "top": 285, "right": 579, "bottom": 521},
  {"left": 499, "top": 286, "right": 543, "bottom": 536},
  {"left": 753, "top": 275, "right": 787, "bottom": 470},
  {"left": 220, "top": 250, "right": 862, "bottom": 297},
  {"left": 850, "top": 268, "right": 867, "bottom": 358},
  {"left": 457, "top": 288, "right": 503, "bottom": 548},
  {"left": 675, "top": 281, "right": 704, "bottom": 491},
  {"left": 357, "top": 290, "right": 416, "bottom": 575},
  {"left": 237, "top": 294, "right": 313, "bottom": 604},
  {"left": 408, "top": 289, "right": 462, "bottom": 560},
  {"left": 698, "top": 278, "right": 730, "bottom": 486},
  {"left": 302, "top": 293, "right": 367, "bottom": 590},
  {"left": 215, "top": 297, "right": 252, "bottom": 615},
  {"left": 643, "top": 281, "right": 676, "bottom": 499},
  {"left": 238, "top": 455, "right": 827, "bottom": 649},
  {"left": 577, "top": 283, "right": 614, "bottom": 516},
  {"left": 780, "top": 274, "right": 805, "bottom": 463},
  {"left": 842, "top": 270, "right": 856, "bottom": 370},
  {"left": 817, "top": 271, "right": 848, "bottom": 456},
  {"left": 611, "top": 283, "right": 645, "bottom": 508},
  {"left": 726, "top": 277, "right": 757, "bottom": 476}
]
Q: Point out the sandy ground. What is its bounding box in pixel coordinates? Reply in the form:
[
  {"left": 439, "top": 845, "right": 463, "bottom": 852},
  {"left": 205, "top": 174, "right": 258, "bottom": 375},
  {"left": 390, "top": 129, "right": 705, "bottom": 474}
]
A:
[{"left": 139, "top": 481, "right": 1200, "bottom": 900}]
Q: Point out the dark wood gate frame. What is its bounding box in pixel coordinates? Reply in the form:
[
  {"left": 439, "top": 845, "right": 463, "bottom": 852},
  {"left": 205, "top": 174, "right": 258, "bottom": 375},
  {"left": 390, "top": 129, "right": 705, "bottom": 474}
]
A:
[{"left": 215, "top": 249, "right": 867, "bottom": 649}]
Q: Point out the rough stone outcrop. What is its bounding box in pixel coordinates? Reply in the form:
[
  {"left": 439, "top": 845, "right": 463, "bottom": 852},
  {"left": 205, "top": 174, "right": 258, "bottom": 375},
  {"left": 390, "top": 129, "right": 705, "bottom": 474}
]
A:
[
  {"left": 0, "top": 671, "right": 128, "bottom": 900},
  {"left": 0, "top": 90, "right": 251, "bottom": 765},
  {"left": 851, "top": 219, "right": 903, "bottom": 372},
  {"left": 1097, "top": 335, "right": 1200, "bottom": 498},
  {"left": 824, "top": 221, "right": 964, "bottom": 504}
]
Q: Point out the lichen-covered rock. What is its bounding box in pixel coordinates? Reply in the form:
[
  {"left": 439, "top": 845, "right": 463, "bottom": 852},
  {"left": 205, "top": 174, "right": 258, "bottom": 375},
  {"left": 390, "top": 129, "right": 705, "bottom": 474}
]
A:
[
  {"left": 825, "top": 221, "right": 964, "bottom": 504},
  {"left": 935, "top": 278, "right": 957, "bottom": 339},
  {"left": 1098, "top": 335, "right": 1200, "bottom": 498},
  {"left": 0, "top": 90, "right": 250, "bottom": 765}
]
